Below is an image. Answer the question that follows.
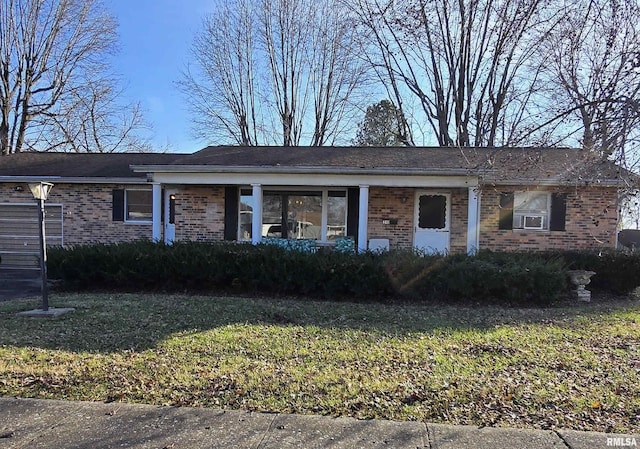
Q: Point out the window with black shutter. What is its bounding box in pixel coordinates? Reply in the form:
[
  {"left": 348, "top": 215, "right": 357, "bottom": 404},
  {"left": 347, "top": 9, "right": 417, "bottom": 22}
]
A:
[
  {"left": 500, "top": 191, "right": 568, "bottom": 231},
  {"left": 112, "top": 189, "right": 152, "bottom": 223}
]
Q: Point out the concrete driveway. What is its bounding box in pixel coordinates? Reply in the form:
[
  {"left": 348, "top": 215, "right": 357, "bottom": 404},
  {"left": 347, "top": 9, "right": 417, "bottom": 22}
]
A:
[{"left": 0, "top": 268, "right": 41, "bottom": 301}]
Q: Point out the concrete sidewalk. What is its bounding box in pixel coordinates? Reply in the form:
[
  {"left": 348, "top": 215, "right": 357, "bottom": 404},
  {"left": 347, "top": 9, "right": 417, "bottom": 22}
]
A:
[{"left": 0, "top": 398, "right": 637, "bottom": 449}]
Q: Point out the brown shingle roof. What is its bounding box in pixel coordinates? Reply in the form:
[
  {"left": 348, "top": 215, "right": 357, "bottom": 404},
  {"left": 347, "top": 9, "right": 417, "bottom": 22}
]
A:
[
  {"left": 168, "top": 146, "right": 625, "bottom": 184},
  {"left": 0, "top": 152, "right": 187, "bottom": 179},
  {"left": 0, "top": 147, "right": 630, "bottom": 186}
]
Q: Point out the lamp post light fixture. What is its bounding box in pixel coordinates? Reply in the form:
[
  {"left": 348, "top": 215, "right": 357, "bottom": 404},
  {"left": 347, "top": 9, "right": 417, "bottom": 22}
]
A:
[
  {"left": 16, "top": 182, "right": 73, "bottom": 318},
  {"left": 28, "top": 181, "right": 54, "bottom": 312}
]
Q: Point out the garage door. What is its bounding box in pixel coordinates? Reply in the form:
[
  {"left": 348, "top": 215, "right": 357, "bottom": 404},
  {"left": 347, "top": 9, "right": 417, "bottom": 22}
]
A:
[{"left": 0, "top": 203, "right": 63, "bottom": 268}]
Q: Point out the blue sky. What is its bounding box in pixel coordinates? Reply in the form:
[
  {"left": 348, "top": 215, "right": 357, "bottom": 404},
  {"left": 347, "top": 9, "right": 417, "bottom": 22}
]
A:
[{"left": 109, "top": 0, "right": 213, "bottom": 153}]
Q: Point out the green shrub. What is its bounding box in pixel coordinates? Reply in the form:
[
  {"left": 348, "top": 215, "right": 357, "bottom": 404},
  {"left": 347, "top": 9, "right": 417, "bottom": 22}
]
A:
[
  {"left": 378, "top": 250, "right": 446, "bottom": 299},
  {"left": 48, "top": 242, "right": 605, "bottom": 305},
  {"left": 48, "top": 240, "right": 390, "bottom": 301},
  {"left": 377, "top": 249, "right": 565, "bottom": 305},
  {"left": 435, "top": 252, "right": 566, "bottom": 305},
  {"left": 541, "top": 249, "right": 640, "bottom": 295}
]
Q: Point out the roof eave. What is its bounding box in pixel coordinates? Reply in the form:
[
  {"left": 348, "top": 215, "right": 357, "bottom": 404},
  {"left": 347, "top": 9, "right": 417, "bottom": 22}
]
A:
[
  {"left": 130, "top": 164, "right": 477, "bottom": 177},
  {"left": 486, "top": 178, "right": 622, "bottom": 187},
  {"left": 0, "top": 176, "right": 149, "bottom": 184}
]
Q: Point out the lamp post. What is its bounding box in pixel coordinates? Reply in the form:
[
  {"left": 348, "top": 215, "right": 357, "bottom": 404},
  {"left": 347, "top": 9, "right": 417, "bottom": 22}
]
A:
[{"left": 28, "top": 182, "right": 54, "bottom": 312}]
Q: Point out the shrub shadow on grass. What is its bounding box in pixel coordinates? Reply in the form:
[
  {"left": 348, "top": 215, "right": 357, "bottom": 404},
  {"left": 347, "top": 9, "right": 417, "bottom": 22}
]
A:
[{"left": 0, "top": 293, "right": 637, "bottom": 354}]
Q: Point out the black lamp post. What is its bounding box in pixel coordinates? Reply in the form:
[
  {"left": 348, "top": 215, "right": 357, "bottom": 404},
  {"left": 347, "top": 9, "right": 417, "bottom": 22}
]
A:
[{"left": 28, "top": 182, "right": 54, "bottom": 312}]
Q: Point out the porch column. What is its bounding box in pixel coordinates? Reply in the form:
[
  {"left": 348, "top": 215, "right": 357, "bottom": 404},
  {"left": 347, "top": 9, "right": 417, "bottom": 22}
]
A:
[
  {"left": 467, "top": 186, "right": 480, "bottom": 254},
  {"left": 152, "top": 182, "right": 162, "bottom": 242},
  {"left": 358, "top": 185, "right": 369, "bottom": 252},
  {"left": 251, "top": 183, "right": 263, "bottom": 245}
]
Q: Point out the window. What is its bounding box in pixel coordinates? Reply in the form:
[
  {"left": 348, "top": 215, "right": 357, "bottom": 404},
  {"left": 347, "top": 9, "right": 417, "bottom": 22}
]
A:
[
  {"left": 239, "top": 189, "right": 254, "bottom": 240},
  {"left": 499, "top": 191, "right": 567, "bottom": 231},
  {"left": 238, "top": 189, "right": 347, "bottom": 242},
  {"left": 513, "top": 191, "right": 549, "bottom": 230},
  {"left": 326, "top": 191, "right": 346, "bottom": 241},
  {"left": 418, "top": 194, "right": 447, "bottom": 229},
  {"left": 112, "top": 189, "right": 152, "bottom": 223},
  {"left": 126, "top": 190, "right": 152, "bottom": 222},
  {"left": 262, "top": 191, "right": 323, "bottom": 239}
]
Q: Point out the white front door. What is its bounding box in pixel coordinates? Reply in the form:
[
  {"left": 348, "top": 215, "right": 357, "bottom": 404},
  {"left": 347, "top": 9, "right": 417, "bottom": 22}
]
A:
[
  {"left": 414, "top": 192, "right": 450, "bottom": 254},
  {"left": 164, "top": 190, "right": 176, "bottom": 244}
]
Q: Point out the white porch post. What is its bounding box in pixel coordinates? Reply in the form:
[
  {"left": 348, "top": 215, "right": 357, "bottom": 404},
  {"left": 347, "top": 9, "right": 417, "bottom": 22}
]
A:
[
  {"left": 358, "top": 185, "right": 369, "bottom": 252},
  {"left": 251, "top": 183, "right": 263, "bottom": 245},
  {"left": 152, "top": 182, "right": 162, "bottom": 242},
  {"left": 320, "top": 190, "right": 328, "bottom": 242},
  {"left": 467, "top": 186, "right": 480, "bottom": 254}
]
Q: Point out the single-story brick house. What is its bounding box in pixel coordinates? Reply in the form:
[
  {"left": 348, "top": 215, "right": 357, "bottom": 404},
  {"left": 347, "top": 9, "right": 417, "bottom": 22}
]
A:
[{"left": 0, "top": 146, "right": 627, "bottom": 267}]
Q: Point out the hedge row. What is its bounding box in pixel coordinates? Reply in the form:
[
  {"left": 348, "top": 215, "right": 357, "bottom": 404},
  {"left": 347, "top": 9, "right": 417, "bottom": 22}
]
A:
[
  {"left": 48, "top": 241, "right": 636, "bottom": 305},
  {"left": 540, "top": 249, "right": 640, "bottom": 295},
  {"left": 47, "top": 241, "right": 390, "bottom": 301}
]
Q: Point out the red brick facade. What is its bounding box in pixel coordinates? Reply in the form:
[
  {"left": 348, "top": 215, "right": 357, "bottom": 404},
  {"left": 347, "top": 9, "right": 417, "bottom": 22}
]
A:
[
  {"left": 367, "top": 187, "right": 469, "bottom": 252},
  {"left": 367, "top": 187, "right": 415, "bottom": 249},
  {"left": 0, "top": 182, "right": 153, "bottom": 246},
  {"left": 366, "top": 185, "right": 619, "bottom": 253},
  {"left": 0, "top": 181, "right": 620, "bottom": 254},
  {"left": 175, "top": 186, "right": 225, "bottom": 242},
  {"left": 478, "top": 185, "right": 619, "bottom": 251}
]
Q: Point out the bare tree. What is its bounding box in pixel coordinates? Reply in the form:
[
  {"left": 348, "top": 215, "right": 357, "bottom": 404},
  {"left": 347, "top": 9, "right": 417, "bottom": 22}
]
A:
[
  {"left": 181, "top": 0, "right": 261, "bottom": 146},
  {"left": 540, "top": 0, "right": 640, "bottom": 161},
  {"left": 0, "top": 0, "right": 147, "bottom": 155},
  {"left": 306, "top": 0, "right": 365, "bottom": 146},
  {"left": 181, "top": 0, "right": 368, "bottom": 146},
  {"left": 38, "top": 76, "right": 151, "bottom": 153},
  {"left": 350, "top": 0, "right": 563, "bottom": 147}
]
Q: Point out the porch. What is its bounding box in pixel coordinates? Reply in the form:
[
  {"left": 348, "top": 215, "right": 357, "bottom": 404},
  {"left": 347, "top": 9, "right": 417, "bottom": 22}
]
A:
[{"left": 148, "top": 181, "right": 481, "bottom": 254}]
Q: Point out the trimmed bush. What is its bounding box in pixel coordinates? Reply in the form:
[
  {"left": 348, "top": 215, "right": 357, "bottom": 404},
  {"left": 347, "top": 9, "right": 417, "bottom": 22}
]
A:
[
  {"left": 48, "top": 240, "right": 391, "bottom": 301},
  {"left": 49, "top": 241, "right": 634, "bottom": 304},
  {"left": 379, "top": 249, "right": 566, "bottom": 305},
  {"left": 541, "top": 249, "right": 640, "bottom": 295},
  {"left": 434, "top": 252, "right": 566, "bottom": 305}
]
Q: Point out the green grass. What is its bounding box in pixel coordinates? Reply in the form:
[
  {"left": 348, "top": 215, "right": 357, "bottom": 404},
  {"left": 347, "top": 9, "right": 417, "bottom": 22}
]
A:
[{"left": 1, "top": 293, "right": 639, "bottom": 432}]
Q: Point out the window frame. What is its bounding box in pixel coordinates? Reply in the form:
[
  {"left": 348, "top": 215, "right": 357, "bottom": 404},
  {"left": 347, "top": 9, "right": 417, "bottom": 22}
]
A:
[
  {"left": 238, "top": 187, "right": 348, "bottom": 243},
  {"left": 124, "top": 188, "right": 153, "bottom": 224},
  {"left": 512, "top": 191, "right": 551, "bottom": 231}
]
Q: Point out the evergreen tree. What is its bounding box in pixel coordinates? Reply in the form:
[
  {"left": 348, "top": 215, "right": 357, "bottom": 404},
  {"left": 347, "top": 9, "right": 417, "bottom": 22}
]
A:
[{"left": 354, "top": 100, "right": 408, "bottom": 146}]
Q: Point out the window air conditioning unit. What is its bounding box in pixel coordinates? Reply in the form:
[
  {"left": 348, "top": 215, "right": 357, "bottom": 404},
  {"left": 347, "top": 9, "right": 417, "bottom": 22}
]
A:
[{"left": 523, "top": 215, "right": 544, "bottom": 230}]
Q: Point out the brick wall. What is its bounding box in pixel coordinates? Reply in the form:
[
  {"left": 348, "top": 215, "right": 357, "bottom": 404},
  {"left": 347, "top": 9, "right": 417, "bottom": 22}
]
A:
[
  {"left": 175, "top": 186, "right": 225, "bottom": 242},
  {"left": 367, "top": 187, "right": 414, "bottom": 249},
  {"left": 479, "top": 185, "right": 619, "bottom": 251},
  {"left": 449, "top": 189, "right": 468, "bottom": 254},
  {"left": 1, "top": 181, "right": 618, "bottom": 253},
  {"left": 367, "top": 187, "right": 469, "bottom": 252},
  {"left": 0, "top": 182, "right": 152, "bottom": 245}
]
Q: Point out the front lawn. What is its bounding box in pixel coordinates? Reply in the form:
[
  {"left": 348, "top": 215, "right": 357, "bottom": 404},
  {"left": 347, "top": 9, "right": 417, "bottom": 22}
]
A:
[{"left": 0, "top": 294, "right": 639, "bottom": 432}]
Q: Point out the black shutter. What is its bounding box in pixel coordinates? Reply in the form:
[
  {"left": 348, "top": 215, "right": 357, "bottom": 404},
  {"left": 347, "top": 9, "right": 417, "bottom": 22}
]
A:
[
  {"left": 224, "top": 186, "right": 239, "bottom": 241},
  {"left": 346, "top": 188, "right": 359, "bottom": 240},
  {"left": 498, "top": 192, "right": 514, "bottom": 230},
  {"left": 112, "top": 189, "right": 124, "bottom": 221},
  {"left": 550, "top": 193, "right": 567, "bottom": 231}
]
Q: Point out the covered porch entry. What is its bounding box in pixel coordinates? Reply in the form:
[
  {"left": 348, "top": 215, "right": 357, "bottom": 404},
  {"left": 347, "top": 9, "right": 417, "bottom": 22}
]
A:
[{"left": 146, "top": 171, "right": 481, "bottom": 254}]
